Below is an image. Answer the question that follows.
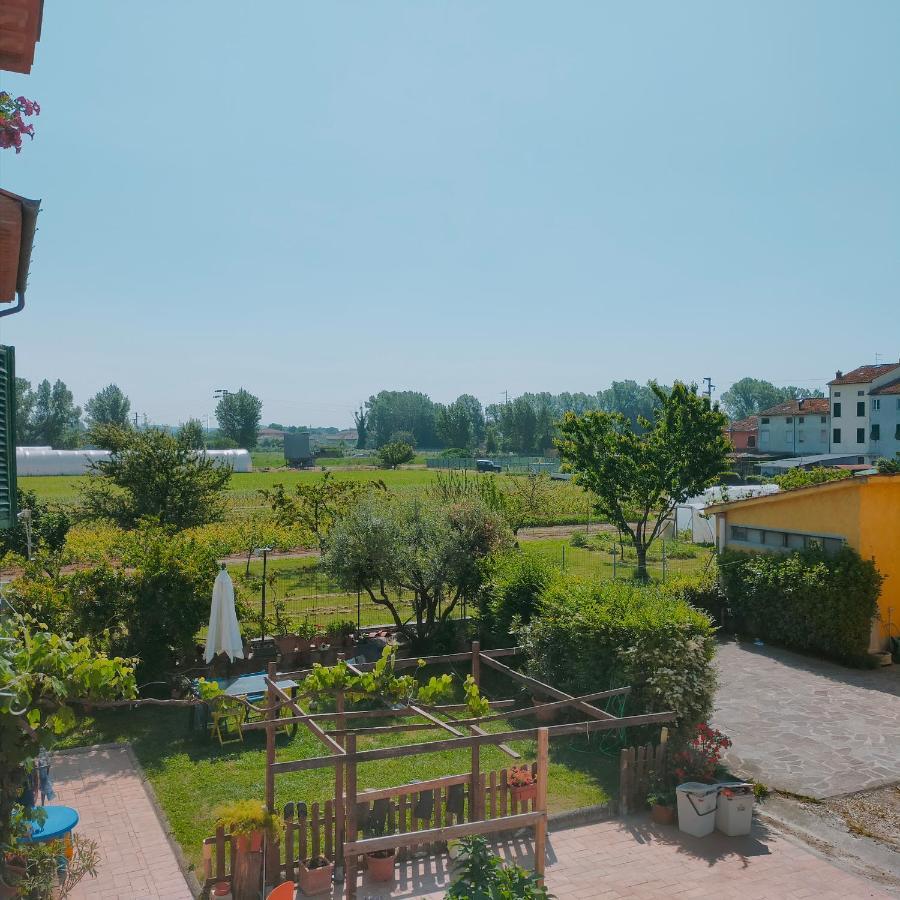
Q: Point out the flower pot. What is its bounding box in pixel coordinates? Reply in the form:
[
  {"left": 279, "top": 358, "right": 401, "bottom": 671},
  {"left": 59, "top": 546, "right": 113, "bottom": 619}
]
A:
[
  {"left": 510, "top": 783, "right": 537, "bottom": 805},
  {"left": 650, "top": 803, "right": 676, "bottom": 826},
  {"left": 531, "top": 696, "right": 556, "bottom": 724},
  {"left": 298, "top": 858, "right": 334, "bottom": 895},
  {"left": 0, "top": 864, "right": 25, "bottom": 899},
  {"left": 235, "top": 829, "right": 265, "bottom": 854},
  {"left": 366, "top": 849, "right": 396, "bottom": 882}
]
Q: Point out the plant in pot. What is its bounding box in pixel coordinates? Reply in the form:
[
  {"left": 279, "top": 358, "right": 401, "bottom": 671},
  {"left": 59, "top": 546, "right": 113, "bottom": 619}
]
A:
[
  {"left": 672, "top": 722, "right": 732, "bottom": 785},
  {"left": 365, "top": 848, "right": 396, "bottom": 882},
  {"left": 297, "top": 855, "right": 334, "bottom": 895},
  {"left": 508, "top": 766, "right": 537, "bottom": 806},
  {"left": 646, "top": 778, "right": 677, "bottom": 826},
  {"left": 328, "top": 619, "right": 356, "bottom": 650},
  {"left": 214, "top": 801, "right": 280, "bottom": 900}
]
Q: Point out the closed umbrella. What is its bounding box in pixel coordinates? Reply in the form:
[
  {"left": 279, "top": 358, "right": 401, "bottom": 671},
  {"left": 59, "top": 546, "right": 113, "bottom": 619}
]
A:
[{"left": 204, "top": 565, "right": 244, "bottom": 663}]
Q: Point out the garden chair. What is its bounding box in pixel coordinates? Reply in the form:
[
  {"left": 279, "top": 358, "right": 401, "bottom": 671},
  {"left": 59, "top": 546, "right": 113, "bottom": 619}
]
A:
[
  {"left": 208, "top": 695, "right": 246, "bottom": 746},
  {"left": 266, "top": 882, "right": 296, "bottom": 900}
]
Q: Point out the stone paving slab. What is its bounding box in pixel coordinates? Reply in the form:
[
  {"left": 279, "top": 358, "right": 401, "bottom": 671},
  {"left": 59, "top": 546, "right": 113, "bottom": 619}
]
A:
[
  {"left": 50, "top": 746, "right": 194, "bottom": 899},
  {"left": 330, "top": 815, "right": 893, "bottom": 898},
  {"left": 714, "top": 640, "right": 900, "bottom": 799}
]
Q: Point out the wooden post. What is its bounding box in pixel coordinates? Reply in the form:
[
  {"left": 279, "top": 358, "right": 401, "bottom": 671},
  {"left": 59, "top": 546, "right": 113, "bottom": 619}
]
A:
[
  {"left": 344, "top": 734, "right": 357, "bottom": 900},
  {"left": 471, "top": 640, "right": 480, "bottom": 688},
  {"left": 535, "top": 727, "right": 548, "bottom": 883},
  {"left": 264, "top": 662, "right": 278, "bottom": 894},
  {"left": 335, "top": 659, "right": 346, "bottom": 881},
  {"left": 471, "top": 742, "right": 481, "bottom": 821}
]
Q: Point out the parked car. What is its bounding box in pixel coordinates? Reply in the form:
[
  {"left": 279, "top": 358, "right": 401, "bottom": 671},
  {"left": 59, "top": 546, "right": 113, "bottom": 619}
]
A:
[{"left": 475, "top": 459, "right": 502, "bottom": 473}]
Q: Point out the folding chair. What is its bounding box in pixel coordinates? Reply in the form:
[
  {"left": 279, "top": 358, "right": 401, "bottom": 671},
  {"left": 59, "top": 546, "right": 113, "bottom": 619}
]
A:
[{"left": 209, "top": 695, "right": 246, "bottom": 746}]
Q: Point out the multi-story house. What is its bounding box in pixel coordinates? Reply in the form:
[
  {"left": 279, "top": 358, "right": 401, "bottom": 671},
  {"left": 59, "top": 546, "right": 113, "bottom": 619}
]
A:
[
  {"left": 725, "top": 416, "right": 759, "bottom": 452},
  {"left": 828, "top": 362, "right": 900, "bottom": 463},
  {"left": 757, "top": 398, "right": 830, "bottom": 456}
]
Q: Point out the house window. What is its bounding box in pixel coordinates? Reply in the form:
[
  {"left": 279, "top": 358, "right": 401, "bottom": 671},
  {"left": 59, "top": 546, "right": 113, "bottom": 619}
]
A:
[
  {"left": 896, "top": 399, "right": 900, "bottom": 411},
  {"left": 833, "top": 428, "right": 841, "bottom": 444},
  {"left": 785, "top": 431, "right": 794, "bottom": 446},
  {"left": 871, "top": 424, "right": 880, "bottom": 441},
  {"left": 857, "top": 390, "right": 864, "bottom": 396},
  {"left": 856, "top": 427, "right": 865, "bottom": 443},
  {"left": 798, "top": 430, "right": 805, "bottom": 443},
  {"left": 896, "top": 423, "right": 900, "bottom": 441},
  {"left": 798, "top": 417, "right": 805, "bottom": 424},
  {"left": 834, "top": 391, "right": 841, "bottom": 397},
  {"left": 731, "top": 526, "right": 748, "bottom": 541},
  {"left": 760, "top": 417, "right": 770, "bottom": 424},
  {"left": 856, "top": 401, "right": 865, "bottom": 417},
  {"left": 872, "top": 398, "right": 880, "bottom": 411},
  {"left": 820, "top": 416, "right": 827, "bottom": 423},
  {"left": 787, "top": 533, "right": 805, "bottom": 550},
  {"left": 747, "top": 436, "right": 756, "bottom": 448},
  {"left": 760, "top": 430, "right": 770, "bottom": 445},
  {"left": 820, "top": 429, "right": 827, "bottom": 442},
  {"left": 785, "top": 417, "right": 793, "bottom": 424},
  {"left": 833, "top": 402, "right": 841, "bottom": 417}
]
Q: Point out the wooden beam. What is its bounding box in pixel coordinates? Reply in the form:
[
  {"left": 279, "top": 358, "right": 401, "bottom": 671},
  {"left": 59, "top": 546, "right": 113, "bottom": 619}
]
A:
[
  {"left": 343, "top": 811, "right": 544, "bottom": 856},
  {"left": 344, "top": 733, "right": 357, "bottom": 900},
  {"left": 479, "top": 654, "right": 615, "bottom": 721},
  {"left": 534, "top": 727, "right": 549, "bottom": 882},
  {"left": 442, "top": 688, "right": 631, "bottom": 727},
  {"left": 265, "top": 677, "right": 345, "bottom": 756},
  {"left": 271, "top": 711, "right": 675, "bottom": 775},
  {"left": 356, "top": 772, "right": 471, "bottom": 803},
  {"left": 265, "top": 663, "right": 277, "bottom": 814},
  {"left": 407, "top": 704, "right": 464, "bottom": 737},
  {"left": 468, "top": 723, "right": 520, "bottom": 760},
  {"left": 327, "top": 722, "right": 446, "bottom": 737},
  {"left": 346, "top": 647, "right": 520, "bottom": 673}
]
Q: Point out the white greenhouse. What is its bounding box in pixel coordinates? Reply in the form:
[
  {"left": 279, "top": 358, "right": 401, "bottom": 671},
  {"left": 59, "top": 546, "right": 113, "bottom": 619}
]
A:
[{"left": 16, "top": 447, "right": 252, "bottom": 476}]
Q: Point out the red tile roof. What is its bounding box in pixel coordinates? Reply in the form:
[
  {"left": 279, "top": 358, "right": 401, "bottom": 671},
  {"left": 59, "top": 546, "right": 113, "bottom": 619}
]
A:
[
  {"left": 726, "top": 416, "right": 758, "bottom": 432},
  {"left": 828, "top": 363, "right": 900, "bottom": 385},
  {"left": 870, "top": 377, "right": 900, "bottom": 396},
  {"left": 758, "top": 398, "right": 830, "bottom": 417}
]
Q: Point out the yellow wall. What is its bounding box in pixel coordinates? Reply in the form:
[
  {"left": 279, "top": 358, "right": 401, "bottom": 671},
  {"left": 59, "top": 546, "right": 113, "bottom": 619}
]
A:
[
  {"left": 717, "top": 476, "right": 900, "bottom": 650},
  {"left": 858, "top": 478, "right": 900, "bottom": 647}
]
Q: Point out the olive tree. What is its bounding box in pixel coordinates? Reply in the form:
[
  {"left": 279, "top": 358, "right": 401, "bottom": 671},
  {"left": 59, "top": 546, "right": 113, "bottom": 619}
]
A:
[
  {"left": 556, "top": 382, "right": 730, "bottom": 580},
  {"left": 323, "top": 496, "right": 510, "bottom": 643}
]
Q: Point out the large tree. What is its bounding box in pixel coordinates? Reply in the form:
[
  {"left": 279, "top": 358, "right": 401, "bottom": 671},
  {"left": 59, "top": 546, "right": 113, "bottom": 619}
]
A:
[
  {"left": 177, "top": 418, "right": 206, "bottom": 450},
  {"left": 84, "top": 383, "right": 131, "bottom": 428},
  {"left": 26, "top": 379, "right": 82, "bottom": 448},
  {"left": 215, "top": 388, "right": 262, "bottom": 448},
  {"left": 556, "top": 382, "right": 730, "bottom": 579},
  {"left": 80, "top": 426, "right": 231, "bottom": 529},
  {"left": 323, "top": 495, "right": 510, "bottom": 644},
  {"left": 365, "top": 390, "right": 438, "bottom": 448},
  {"left": 15, "top": 377, "right": 35, "bottom": 442},
  {"left": 353, "top": 406, "right": 369, "bottom": 449},
  {"left": 720, "top": 377, "right": 824, "bottom": 420},
  {"left": 436, "top": 398, "right": 476, "bottom": 449}
]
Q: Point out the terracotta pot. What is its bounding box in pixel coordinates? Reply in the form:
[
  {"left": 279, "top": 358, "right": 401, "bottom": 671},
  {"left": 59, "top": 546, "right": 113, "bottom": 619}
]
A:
[
  {"left": 650, "top": 803, "right": 676, "bottom": 826},
  {"left": 366, "top": 849, "right": 396, "bottom": 882},
  {"left": 531, "top": 696, "right": 556, "bottom": 724},
  {"left": 0, "top": 864, "right": 25, "bottom": 899},
  {"left": 298, "top": 859, "right": 334, "bottom": 895},
  {"left": 235, "top": 830, "right": 264, "bottom": 854},
  {"left": 510, "top": 782, "right": 537, "bottom": 805}
]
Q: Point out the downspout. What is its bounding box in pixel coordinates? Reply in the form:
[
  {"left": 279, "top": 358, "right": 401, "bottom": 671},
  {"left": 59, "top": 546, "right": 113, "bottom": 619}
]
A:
[{"left": 0, "top": 292, "right": 25, "bottom": 319}]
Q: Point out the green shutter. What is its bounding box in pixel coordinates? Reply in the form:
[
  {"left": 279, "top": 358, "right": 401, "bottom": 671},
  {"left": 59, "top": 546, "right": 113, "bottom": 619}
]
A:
[{"left": 0, "top": 345, "right": 17, "bottom": 529}]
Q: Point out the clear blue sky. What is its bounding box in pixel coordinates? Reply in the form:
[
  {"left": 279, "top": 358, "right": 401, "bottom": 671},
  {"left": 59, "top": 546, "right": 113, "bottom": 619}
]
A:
[{"left": 1, "top": 1, "right": 898, "bottom": 428}]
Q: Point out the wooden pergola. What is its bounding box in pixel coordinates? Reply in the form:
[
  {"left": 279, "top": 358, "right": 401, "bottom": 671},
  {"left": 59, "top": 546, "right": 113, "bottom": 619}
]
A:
[{"left": 224, "top": 641, "right": 674, "bottom": 899}]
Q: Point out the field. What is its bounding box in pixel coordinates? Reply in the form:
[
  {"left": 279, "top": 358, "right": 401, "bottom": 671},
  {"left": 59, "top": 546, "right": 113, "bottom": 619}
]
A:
[{"left": 58, "top": 662, "right": 618, "bottom": 872}]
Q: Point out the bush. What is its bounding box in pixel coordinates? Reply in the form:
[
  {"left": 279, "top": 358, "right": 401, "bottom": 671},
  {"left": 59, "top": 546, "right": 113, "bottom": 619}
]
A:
[
  {"left": 716, "top": 471, "right": 743, "bottom": 485},
  {"left": 720, "top": 547, "right": 882, "bottom": 665},
  {"left": 479, "top": 551, "right": 558, "bottom": 641},
  {"left": 773, "top": 466, "right": 851, "bottom": 491},
  {"left": 660, "top": 569, "right": 724, "bottom": 621},
  {"left": 569, "top": 530, "right": 589, "bottom": 548},
  {"left": 520, "top": 575, "right": 716, "bottom": 738},
  {"left": 377, "top": 441, "right": 416, "bottom": 468}
]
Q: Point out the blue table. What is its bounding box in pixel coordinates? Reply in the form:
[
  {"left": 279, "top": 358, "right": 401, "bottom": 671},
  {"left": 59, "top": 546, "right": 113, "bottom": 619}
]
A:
[
  {"left": 190, "top": 673, "right": 299, "bottom": 735},
  {"left": 20, "top": 805, "right": 79, "bottom": 844}
]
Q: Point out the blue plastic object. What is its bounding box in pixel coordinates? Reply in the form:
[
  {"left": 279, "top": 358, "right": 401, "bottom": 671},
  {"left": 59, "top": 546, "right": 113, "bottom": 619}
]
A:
[{"left": 21, "top": 805, "right": 79, "bottom": 843}]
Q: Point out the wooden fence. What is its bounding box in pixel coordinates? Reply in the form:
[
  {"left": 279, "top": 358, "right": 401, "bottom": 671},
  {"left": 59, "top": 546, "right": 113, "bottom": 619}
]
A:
[
  {"left": 618, "top": 730, "right": 668, "bottom": 815},
  {"left": 201, "top": 762, "right": 539, "bottom": 892}
]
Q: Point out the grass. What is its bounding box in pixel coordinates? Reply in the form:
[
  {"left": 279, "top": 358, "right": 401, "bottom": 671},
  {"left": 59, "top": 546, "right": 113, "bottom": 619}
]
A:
[{"left": 59, "top": 665, "right": 618, "bottom": 872}]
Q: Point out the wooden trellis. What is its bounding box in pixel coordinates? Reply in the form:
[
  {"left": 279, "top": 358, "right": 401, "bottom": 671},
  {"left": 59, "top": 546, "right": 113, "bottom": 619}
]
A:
[{"left": 204, "top": 641, "right": 675, "bottom": 899}]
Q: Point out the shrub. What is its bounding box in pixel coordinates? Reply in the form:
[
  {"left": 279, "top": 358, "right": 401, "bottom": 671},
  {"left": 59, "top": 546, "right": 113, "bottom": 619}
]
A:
[
  {"left": 660, "top": 569, "right": 724, "bottom": 622},
  {"left": 520, "top": 575, "right": 716, "bottom": 738},
  {"left": 479, "top": 551, "right": 558, "bottom": 641},
  {"left": 377, "top": 441, "right": 416, "bottom": 468},
  {"left": 569, "top": 530, "right": 589, "bottom": 548},
  {"left": 445, "top": 836, "right": 550, "bottom": 900},
  {"left": 773, "top": 466, "right": 851, "bottom": 491},
  {"left": 720, "top": 547, "right": 882, "bottom": 665}
]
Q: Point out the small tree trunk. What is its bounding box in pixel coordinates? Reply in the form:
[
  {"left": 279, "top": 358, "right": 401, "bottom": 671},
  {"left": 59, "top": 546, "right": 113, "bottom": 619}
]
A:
[{"left": 634, "top": 543, "right": 649, "bottom": 581}]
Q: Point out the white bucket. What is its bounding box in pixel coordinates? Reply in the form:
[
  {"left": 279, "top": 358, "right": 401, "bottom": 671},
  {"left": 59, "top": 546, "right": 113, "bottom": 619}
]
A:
[{"left": 676, "top": 782, "right": 719, "bottom": 837}]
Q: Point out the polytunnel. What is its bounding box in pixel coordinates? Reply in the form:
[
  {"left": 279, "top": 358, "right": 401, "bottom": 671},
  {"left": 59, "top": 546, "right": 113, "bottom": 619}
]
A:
[{"left": 16, "top": 447, "right": 252, "bottom": 476}]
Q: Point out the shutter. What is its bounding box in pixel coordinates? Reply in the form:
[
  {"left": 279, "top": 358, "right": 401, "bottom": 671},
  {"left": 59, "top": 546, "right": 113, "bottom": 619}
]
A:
[{"left": 0, "top": 345, "right": 17, "bottom": 529}]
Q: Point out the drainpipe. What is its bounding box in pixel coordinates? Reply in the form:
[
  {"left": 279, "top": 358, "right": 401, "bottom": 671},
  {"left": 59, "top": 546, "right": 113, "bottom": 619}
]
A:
[{"left": 0, "top": 292, "right": 25, "bottom": 319}]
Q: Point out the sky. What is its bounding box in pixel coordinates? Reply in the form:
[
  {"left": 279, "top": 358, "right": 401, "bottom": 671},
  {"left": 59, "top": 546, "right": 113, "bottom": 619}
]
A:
[{"left": 1, "top": 1, "right": 898, "bottom": 428}]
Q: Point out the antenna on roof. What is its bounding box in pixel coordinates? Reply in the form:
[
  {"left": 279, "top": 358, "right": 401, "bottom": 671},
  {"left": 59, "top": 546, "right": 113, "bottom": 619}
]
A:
[{"left": 875, "top": 352, "right": 883, "bottom": 365}]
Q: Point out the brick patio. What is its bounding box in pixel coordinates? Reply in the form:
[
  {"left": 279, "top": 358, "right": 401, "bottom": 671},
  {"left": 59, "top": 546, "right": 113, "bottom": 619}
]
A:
[{"left": 51, "top": 746, "right": 193, "bottom": 899}]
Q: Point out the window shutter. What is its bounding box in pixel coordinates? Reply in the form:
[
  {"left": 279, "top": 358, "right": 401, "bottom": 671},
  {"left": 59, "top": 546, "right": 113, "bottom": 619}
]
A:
[{"left": 0, "top": 345, "right": 17, "bottom": 529}]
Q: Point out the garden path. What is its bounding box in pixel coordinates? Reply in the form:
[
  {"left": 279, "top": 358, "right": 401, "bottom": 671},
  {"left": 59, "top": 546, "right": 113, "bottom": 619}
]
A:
[
  {"left": 714, "top": 639, "right": 900, "bottom": 799},
  {"left": 51, "top": 745, "right": 194, "bottom": 899}
]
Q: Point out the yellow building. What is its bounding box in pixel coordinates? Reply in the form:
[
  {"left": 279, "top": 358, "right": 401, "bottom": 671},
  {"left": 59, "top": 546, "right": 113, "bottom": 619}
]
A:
[{"left": 706, "top": 473, "right": 900, "bottom": 652}]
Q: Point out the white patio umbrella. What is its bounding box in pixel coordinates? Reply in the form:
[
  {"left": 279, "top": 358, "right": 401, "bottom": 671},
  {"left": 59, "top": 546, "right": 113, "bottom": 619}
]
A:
[{"left": 204, "top": 566, "right": 245, "bottom": 663}]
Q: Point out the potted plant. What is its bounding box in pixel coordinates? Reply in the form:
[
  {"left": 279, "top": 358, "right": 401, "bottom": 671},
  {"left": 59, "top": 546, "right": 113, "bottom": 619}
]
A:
[
  {"left": 646, "top": 786, "right": 677, "bottom": 826},
  {"left": 365, "top": 848, "right": 396, "bottom": 882},
  {"left": 509, "top": 766, "right": 537, "bottom": 805},
  {"left": 328, "top": 619, "right": 357, "bottom": 650},
  {"left": 297, "top": 855, "right": 334, "bottom": 895},
  {"left": 214, "top": 801, "right": 280, "bottom": 900}
]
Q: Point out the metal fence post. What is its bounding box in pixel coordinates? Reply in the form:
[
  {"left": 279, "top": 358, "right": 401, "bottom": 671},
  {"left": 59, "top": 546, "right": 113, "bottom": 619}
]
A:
[
  {"left": 561, "top": 545, "right": 566, "bottom": 571},
  {"left": 662, "top": 540, "right": 667, "bottom": 582}
]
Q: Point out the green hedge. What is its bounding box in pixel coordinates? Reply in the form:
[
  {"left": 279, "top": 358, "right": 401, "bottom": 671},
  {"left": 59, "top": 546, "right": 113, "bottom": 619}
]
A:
[
  {"left": 478, "top": 551, "right": 559, "bottom": 643},
  {"left": 720, "top": 547, "right": 882, "bottom": 665},
  {"left": 519, "top": 576, "right": 717, "bottom": 738}
]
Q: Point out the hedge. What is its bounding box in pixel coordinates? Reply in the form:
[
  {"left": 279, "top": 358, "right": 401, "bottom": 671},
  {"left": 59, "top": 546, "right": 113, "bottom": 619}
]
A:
[
  {"left": 719, "top": 547, "right": 882, "bottom": 665},
  {"left": 519, "top": 575, "right": 717, "bottom": 738}
]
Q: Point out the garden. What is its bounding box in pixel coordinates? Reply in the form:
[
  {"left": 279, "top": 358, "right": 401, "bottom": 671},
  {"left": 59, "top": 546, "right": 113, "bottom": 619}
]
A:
[{"left": 1, "top": 386, "right": 736, "bottom": 898}]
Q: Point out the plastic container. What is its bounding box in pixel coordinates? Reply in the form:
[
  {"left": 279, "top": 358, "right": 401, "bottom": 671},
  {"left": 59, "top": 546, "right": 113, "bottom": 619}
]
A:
[
  {"left": 676, "top": 782, "right": 719, "bottom": 837},
  {"left": 212, "top": 883, "right": 232, "bottom": 899},
  {"left": 716, "top": 783, "right": 754, "bottom": 836}
]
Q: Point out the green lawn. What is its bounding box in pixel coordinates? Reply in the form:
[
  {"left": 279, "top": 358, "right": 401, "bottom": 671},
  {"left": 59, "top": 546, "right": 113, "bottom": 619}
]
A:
[{"left": 60, "top": 666, "right": 618, "bottom": 873}]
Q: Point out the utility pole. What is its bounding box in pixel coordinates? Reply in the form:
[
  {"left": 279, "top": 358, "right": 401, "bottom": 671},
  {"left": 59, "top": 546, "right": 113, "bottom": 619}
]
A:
[
  {"left": 133, "top": 412, "right": 139, "bottom": 429},
  {"left": 703, "top": 377, "right": 715, "bottom": 401}
]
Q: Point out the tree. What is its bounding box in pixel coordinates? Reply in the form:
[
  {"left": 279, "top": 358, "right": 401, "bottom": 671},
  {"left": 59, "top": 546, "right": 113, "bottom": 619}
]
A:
[
  {"left": 84, "top": 383, "right": 131, "bottom": 429},
  {"left": 353, "top": 406, "right": 369, "bottom": 449},
  {"left": 215, "top": 388, "right": 262, "bottom": 449},
  {"left": 27, "top": 379, "right": 82, "bottom": 448},
  {"left": 557, "top": 382, "right": 730, "bottom": 579},
  {"left": 377, "top": 441, "right": 415, "bottom": 469},
  {"left": 436, "top": 399, "right": 475, "bottom": 449},
  {"left": 720, "top": 377, "right": 824, "bottom": 420},
  {"left": 79, "top": 426, "right": 231, "bottom": 529},
  {"left": 365, "top": 391, "right": 438, "bottom": 448},
  {"left": 261, "top": 471, "right": 384, "bottom": 551},
  {"left": 15, "top": 377, "right": 35, "bottom": 443},
  {"left": 0, "top": 488, "right": 71, "bottom": 560},
  {"left": 178, "top": 418, "right": 206, "bottom": 450},
  {"left": 323, "top": 496, "right": 510, "bottom": 643},
  {"left": 0, "top": 612, "right": 136, "bottom": 860}
]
